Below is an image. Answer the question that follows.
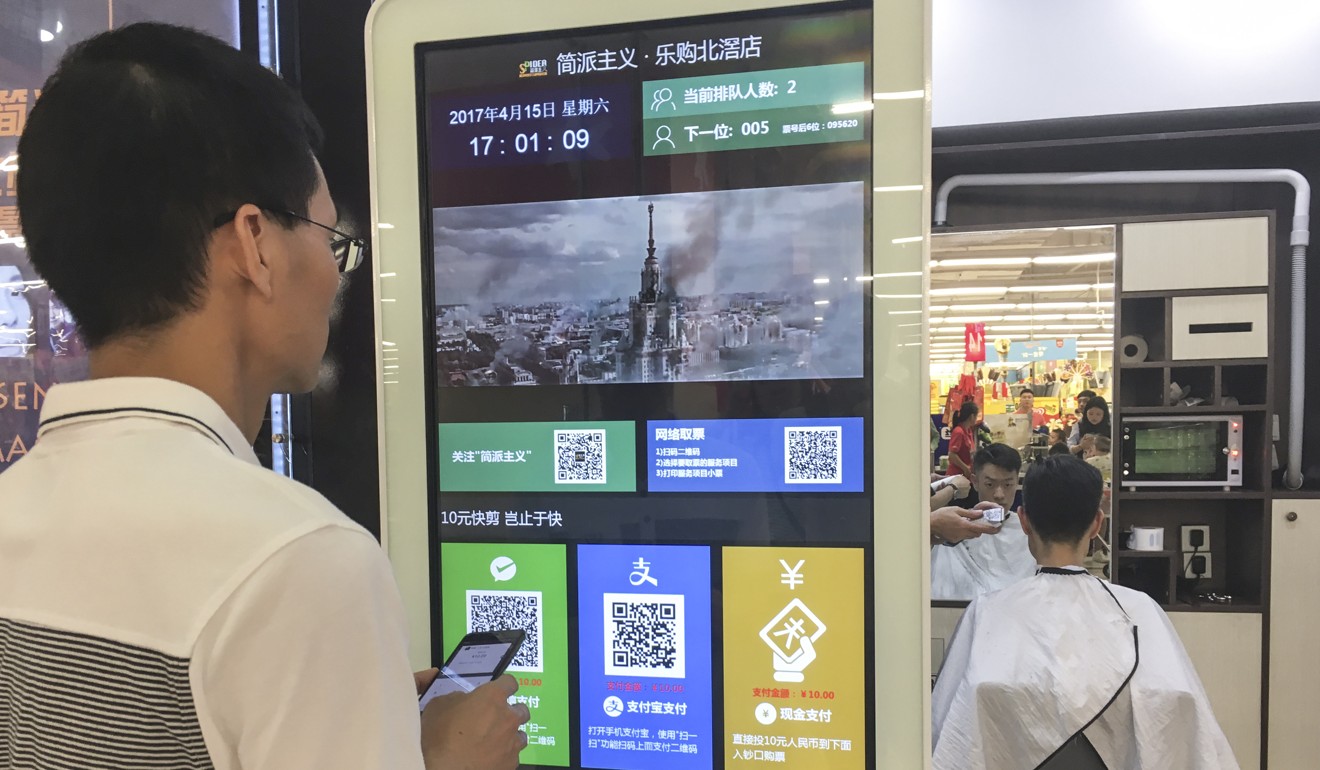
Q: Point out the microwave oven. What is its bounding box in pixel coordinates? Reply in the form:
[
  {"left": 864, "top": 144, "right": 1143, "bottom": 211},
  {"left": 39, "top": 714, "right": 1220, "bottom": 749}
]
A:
[{"left": 1119, "top": 415, "right": 1244, "bottom": 488}]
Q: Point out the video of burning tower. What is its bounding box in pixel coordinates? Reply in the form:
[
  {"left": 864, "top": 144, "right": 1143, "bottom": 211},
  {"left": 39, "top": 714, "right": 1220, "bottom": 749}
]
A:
[{"left": 431, "top": 182, "right": 864, "bottom": 387}]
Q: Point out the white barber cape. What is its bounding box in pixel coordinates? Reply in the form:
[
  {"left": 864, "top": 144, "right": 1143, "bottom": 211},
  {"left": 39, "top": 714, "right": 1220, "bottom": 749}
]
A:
[
  {"left": 931, "top": 513, "right": 1037, "bottom": 600},
  {"left": 932, "top": 568, "right": 1238, "bottom": 770}
]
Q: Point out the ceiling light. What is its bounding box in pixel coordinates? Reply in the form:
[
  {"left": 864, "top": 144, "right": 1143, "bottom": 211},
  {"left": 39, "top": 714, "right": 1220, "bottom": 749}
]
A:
[
  {"left": 943, "top": 315, "right": 1004, "bottom": 324},
  {"left": 871, "top": 271, "right": 922, "bottom": 279},
  {"left": 813, "top": 277, "right": 830, "bottom": 284},
  {"left": 39, "top": 29, "right": 54, "bottom": 42},
  {"left": 1001, "top": 314, "right": 1066, "bottom": 322},
  {"left": 1031, "top": 252, "right": 1116, "bottom": 265},
  {"left": 932, "top": 257, "right": 1032, "bottom": 268},
  {"left": 874, "top": 184, "right": 924, "bottom": 193},
  {"left": 930, "top": 286, "right": 1008, "bottom": 296},
  {"left": 1006, "top": 284, "right": 1093, "bottom": 293},
  {"left": 940, "top": 303, "right": 1016, "bottom": 312}
]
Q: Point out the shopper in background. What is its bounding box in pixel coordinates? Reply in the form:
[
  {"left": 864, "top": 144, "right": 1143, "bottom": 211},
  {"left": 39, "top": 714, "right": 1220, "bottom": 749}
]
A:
[
  {"left": 4, "top": 23, "right": 526, "bottom": 770},
  {"left": 933, "top": 456, "right": 1237, "bottom": 768},
  {"left": 1076, "top": 396, "right": 1112, "bottom": 455},
  {"left": 1015, "top": 386, "right": 1048, "bottom": 430},
  {"left": 945, "top": 401, "right": 980, "bottom": 479},
  {"left": 1066, "top": 388, "right": 1098, "bottom": 449}
]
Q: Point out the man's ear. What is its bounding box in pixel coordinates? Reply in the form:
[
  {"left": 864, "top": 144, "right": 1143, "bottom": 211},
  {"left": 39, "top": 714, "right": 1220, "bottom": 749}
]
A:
[
  {"left": 1017, "top": 505, "right": 1034, "bottom": 537},
  {"left": 1089, "top": 508, "right": 1105, "bottom": 540},
  {"left": 220, "top": 203, "right": 275, "bottom": 299}
]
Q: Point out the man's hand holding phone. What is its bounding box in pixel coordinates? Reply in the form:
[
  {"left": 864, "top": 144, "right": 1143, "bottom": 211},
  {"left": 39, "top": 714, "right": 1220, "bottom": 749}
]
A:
[{"left": 420, "top": 674, "right": 530, "bottom": 770}]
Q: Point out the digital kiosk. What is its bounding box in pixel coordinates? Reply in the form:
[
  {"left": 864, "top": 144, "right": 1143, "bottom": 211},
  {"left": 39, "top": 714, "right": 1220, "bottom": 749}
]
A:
[{"left": 367, "top": 1, "right": 930, "bottom": 766}]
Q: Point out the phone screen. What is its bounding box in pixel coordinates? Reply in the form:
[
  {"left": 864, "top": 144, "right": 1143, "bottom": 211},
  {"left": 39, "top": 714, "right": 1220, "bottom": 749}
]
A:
[{"left": 418, "top": 641, "right": 514, "bottom": 710}]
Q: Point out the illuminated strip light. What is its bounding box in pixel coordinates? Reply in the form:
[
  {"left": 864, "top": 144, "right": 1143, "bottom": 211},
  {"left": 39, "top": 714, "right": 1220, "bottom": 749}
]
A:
[
  {"left": 874, "top": 184, "right": 924, "bottom": 193},
  {"left": 1031, "top": 252, "right": 1116, "bottom": 265},
  {"left": 871, "top": 271, "right": 922, "bottom": 279},
  {"left": 931, "top": 257, "right": 1031, "bottom": 268},
  {"left": 813, "top": 277, "right": 830, "bottom": 284},
  {"left": 377, "top": 223, "right": 396, "bottom": 229},
  {"left": 832, "top": 101, "right": 874, "bottom": 115},
  {"left": 931, "top": 253, "right": 1116, "bottom": 269},
  {"left": 930, "top": 286, "right": 1008, "bottom": 296},
  {"left": 873, "top": 89, "right": 925, "bottom": 100}
]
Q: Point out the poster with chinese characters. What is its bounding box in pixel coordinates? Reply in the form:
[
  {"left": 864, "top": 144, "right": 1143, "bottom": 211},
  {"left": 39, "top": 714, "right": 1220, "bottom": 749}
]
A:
[
  {"left": 577, "top": 544, "right": 713, "bottom": 770},
  {"left": 440, "top": 542, "right": 570, "bottom": 767},
  {"left": 722, "top": 547, "right": 864, "bottom": 768}
]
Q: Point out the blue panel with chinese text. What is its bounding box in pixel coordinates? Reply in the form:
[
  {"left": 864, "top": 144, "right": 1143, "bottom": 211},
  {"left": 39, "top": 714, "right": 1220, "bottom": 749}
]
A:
[
  {"left": 577, "top": 544, "right": 713, "bottom": 770},
  {"left": 646, "top": 418, "right": 863, "bottom": 493}
]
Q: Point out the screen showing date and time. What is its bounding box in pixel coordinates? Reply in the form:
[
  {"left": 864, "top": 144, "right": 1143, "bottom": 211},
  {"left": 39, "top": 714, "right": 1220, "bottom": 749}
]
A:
[{"left": 417, "top": 6, "right": 876, "bottom": 768}]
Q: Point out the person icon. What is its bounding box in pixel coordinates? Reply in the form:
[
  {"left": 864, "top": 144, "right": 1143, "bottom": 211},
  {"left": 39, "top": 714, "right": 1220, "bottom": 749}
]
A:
[
  {"left": 652, "top": 124, "right": 676, "bottom": 150},
  {"left": 650, "top": 87, "right": 675, "bottom": 112}
]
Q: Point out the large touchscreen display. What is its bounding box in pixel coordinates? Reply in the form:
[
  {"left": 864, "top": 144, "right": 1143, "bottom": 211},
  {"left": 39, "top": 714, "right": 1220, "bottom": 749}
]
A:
[{"left": 420, "top": 5, "right": 873, "bottom": 768}]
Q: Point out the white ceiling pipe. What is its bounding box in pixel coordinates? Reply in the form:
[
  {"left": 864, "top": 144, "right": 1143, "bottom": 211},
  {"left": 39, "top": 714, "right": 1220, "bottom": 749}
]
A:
[{"left": 935, "top": 170, "right": 1311, "bottom": 489}]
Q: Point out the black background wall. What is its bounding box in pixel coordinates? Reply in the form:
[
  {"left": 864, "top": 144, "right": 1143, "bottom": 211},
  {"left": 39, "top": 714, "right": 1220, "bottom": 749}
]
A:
[
  {"left": 243, "top": 0, "right": 383, "bottom": 536},
  {"left": 932, "top": 103, "right": 1320, "bottom": 492}
]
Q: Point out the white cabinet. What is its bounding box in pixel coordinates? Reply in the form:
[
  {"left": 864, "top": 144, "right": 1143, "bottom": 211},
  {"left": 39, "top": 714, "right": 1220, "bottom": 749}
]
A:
[
  {"left": 1168, "top": 613, "right": 1262, "bottom": 770},
  {"left": 1121, "top": 217, "right": 1270, "bottom": 292},
  {"left": 1269, "top": 500, "right": 1320, "bottom": 768},
  {"left": 1171, "top": 294, "right": 1270, "bottom": 360}
]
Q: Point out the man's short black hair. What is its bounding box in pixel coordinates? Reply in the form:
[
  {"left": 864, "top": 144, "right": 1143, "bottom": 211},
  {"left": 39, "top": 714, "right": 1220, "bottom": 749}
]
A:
[
  {"left": 973, "top": 442, "right": 1021, "bottom": 475},
  {"left": 18, "top": 22, "right": 324, "bottom": 347},
  {"left": 1019, "top": 387, "right": 1035, "bottom": 397},
  {"left": 1022, "top": 455, "right": 1103, "bottom": 544},
  {"left": 1078, "top": 389, "right": 1097, "bottom": 401}
]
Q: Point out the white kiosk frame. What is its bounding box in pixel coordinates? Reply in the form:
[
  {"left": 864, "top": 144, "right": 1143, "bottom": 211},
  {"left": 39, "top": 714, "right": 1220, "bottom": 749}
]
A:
[{"left": 365, "top": 0, "right": 932, "bottom": 764}]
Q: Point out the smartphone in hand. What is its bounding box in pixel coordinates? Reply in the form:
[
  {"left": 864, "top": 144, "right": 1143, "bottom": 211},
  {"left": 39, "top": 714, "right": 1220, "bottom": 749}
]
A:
[{"left": 418, "top": 630, "right": 526, "bottom": 711}]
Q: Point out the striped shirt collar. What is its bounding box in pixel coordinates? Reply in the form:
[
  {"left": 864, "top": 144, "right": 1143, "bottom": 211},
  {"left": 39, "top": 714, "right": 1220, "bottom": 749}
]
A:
[{"left": 37, "top": 377, "right": 259, "bottom": 466}]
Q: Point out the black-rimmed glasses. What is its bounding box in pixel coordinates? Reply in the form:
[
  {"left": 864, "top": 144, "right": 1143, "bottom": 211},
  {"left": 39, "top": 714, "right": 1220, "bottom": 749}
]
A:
[{"left": 212, "top": 207, "right": 367, "bottom": 273}]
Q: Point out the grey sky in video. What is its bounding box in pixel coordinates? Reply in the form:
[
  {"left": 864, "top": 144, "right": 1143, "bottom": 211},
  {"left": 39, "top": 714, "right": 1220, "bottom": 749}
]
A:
[{"left": 432, "top": 182, "right": 864, "bottom": 305}]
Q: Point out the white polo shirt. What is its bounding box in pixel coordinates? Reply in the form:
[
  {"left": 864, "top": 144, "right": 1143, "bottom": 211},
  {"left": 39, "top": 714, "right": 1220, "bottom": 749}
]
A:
[{"left": 0, "top": 377, "right": 425, "bottom": 769}]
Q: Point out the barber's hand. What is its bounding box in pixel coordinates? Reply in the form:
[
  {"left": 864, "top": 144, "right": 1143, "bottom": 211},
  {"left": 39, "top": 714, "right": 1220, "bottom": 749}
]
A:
[
  {"left": 421, "top": 674, "right": 530, "bottom": 770},
  {"left": 948, "top": 474, "right": 972, "bottom": 499},
  {"left": 931, "top": 503, "right": 1001, "bottom": 545}
]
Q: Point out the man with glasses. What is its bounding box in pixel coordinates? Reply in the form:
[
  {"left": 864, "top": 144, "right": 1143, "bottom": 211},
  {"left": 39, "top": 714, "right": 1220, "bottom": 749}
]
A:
[{"left": 3, "top": 22, "right": 526, "bottom": 770}]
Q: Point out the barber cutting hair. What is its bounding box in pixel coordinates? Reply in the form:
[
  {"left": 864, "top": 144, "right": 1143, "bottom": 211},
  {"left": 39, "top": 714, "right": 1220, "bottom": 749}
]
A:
[{"left": 932, "top": 455, "right": 1237, "bottom": 769}]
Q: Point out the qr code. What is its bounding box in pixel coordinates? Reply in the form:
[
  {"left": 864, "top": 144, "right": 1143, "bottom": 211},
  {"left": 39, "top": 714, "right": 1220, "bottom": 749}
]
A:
[
  {"left": 603, "top": 593, "right": 685, "bottom": 679},
  {"left": 467, "top": 590, "right": 543, "bottom": 672},
  {"left": 554, "top": 429, "right": 606, "bottom": 484},
  {"left": 784, "top": 425, "right": 843, "bottom": 484}
]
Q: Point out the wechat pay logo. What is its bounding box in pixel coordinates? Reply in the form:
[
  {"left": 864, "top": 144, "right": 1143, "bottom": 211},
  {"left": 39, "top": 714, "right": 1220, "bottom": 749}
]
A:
[{"left": 490, "top": 556, "right": 517, "bottom": 582}]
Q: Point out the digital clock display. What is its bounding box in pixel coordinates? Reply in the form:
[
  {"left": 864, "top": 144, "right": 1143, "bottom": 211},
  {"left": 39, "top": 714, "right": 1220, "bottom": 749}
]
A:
[{"left": 429, "top": 84, "right": 633, "bottom": 169}]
